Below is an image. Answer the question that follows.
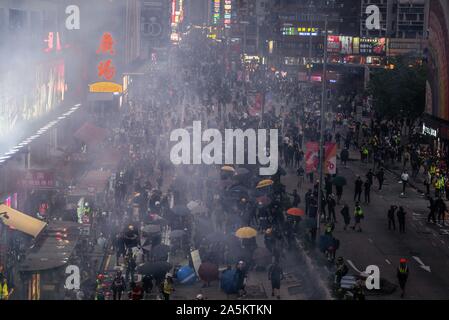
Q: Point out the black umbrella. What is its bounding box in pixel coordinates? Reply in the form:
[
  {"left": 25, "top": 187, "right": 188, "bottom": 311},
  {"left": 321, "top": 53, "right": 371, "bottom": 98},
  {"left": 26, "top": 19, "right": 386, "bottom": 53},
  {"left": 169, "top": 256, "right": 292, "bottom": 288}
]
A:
[
  {"left": 170, "top": 229, "right": 186, "bottom": 239},
  {"left": 235, "top": 168, "right": 250, "bottom": 175},
  {"left": 142, "top": 224, "right": 161, "bottom": 235},
  {"left": 137, "top": 261, "right": 171, "bottom": 277},
  {"left": 171, "top": 205, "right": 191, "bottom": 216},
  {"left": 151, "top": 244, "right": 170, "bottom": 261}
]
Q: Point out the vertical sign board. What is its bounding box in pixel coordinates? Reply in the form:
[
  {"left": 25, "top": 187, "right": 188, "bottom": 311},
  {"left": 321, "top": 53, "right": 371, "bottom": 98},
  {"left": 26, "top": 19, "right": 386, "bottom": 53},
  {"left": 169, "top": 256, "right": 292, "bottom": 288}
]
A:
[
  {"left": 190, "top": 249, "right": 202, "bottom": 276},
  {"left": 224, "top": 0, "right": 232, "bottom": 28},
  {"left": 305, "top": 142, "right": 319, "bottom": 173}
]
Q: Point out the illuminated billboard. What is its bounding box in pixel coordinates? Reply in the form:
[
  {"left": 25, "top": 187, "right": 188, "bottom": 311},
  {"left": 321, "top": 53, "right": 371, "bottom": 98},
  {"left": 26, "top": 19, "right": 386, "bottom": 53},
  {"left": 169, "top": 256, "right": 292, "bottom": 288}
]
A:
[
  {"left": 212, "top": 0, "right": 221, "bottom": 25},
  {"left": 282, "top": 26, "right": 319, "bottom": 36},
  {"left": 224, "top": 0, "right": 232, "bottom": 28},
  {"left": 327, "top": 36, "right": 385, "bottom": 56}
]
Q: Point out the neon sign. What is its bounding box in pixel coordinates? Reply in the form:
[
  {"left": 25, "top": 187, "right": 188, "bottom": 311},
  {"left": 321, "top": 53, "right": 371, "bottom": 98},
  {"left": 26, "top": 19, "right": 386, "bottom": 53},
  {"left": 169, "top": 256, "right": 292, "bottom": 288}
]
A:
[
  {"left": 44, "top": 32, "right": 62, "bottom": 52},
  {"left": 213, "top": 0, "right": 221, "bottom": 25},
  {"left": 224, "top": 0, "right": 231, "bottom": 28},
  {"left": 96, "top": 32, "right": 116, "bottom": 81}
]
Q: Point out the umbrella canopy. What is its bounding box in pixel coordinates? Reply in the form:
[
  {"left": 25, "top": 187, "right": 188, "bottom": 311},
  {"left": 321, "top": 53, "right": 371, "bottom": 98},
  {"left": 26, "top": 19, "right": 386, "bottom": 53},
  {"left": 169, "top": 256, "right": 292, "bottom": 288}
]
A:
[
  {"left": 176, "top": 266, "right": 197, "bottom": 285},
  {"left": 227, "top": 185, "right": 249, "bottom": 199},
  {"left": 220, "top": 269, "right": 239, "bottom": 294},
  {"left": 170, "top": 229, "right": 186, "bottom": 239},
  {"left": 187, "top": 200, "right": 200, "bottom": 211},
  {"left": 142, "top": 224, "right": 161, "bottom": 235},
  {"left": 190, "top": 204, "right": 208, "bottom": 215},
  {"left": 198, "top": 262, "right": 219, "bottom": 282},
  {"left": 235, "top": 227, "right": 257, "bottom": 239},
  {"left": 256, "top": 179, "right": 274, "bottom": 189},
  {"left": 256, "top": 195, "right": 271, "bottom": 207},
  {"left": 287, "top": 208, "right": 305, "bottom": 217},
  {"left": 137, "top": 261, "right": 171, "bottom": 277},
  {"left": 171, "top": 205, "right": 191, "bottom": 216},
  {"left": 252, "top": 247, "right": 272, "bottom": 266},
  {"left": 234, "top": 168, "right": 250, "bottom": 176},
  {"left": 150, "top": 244, "right": 170, "bottom": 261},
  {"left": 221, "top": 166, "right": 235, "bottom": 172},
  {"left": 332, "top": 176, "right": 347, "bottom": 187}
]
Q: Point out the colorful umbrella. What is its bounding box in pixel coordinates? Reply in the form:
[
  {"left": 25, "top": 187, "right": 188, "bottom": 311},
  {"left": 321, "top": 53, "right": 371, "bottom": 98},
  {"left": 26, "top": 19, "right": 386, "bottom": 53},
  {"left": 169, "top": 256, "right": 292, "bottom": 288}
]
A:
[
  {"left": 235, "top": 227, "right": 258, "bottom": 239},
  {"left": 221, "top": 166, "right": 235, "bottom": 172},
  {"left": 287, "top": 208, "right": 305, "bottom": 217},
  {"left": 220, "top": 269, "right": 239, "bottom": 294},
  {"left": 176, "top": 266, "right": 197, "bottom": 285},
  {"left": 198, "top": 262, "right": 219, "bottom": 282},
  {"left": 256, "top": 179, "right": 274, "bottom": 189}
]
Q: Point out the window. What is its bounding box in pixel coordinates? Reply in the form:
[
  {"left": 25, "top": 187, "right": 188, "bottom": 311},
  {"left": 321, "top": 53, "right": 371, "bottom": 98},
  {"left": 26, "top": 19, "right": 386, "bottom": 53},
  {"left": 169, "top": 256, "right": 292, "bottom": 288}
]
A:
[{"left": 9, "top": 9, "right": 27, "bottom": 32}]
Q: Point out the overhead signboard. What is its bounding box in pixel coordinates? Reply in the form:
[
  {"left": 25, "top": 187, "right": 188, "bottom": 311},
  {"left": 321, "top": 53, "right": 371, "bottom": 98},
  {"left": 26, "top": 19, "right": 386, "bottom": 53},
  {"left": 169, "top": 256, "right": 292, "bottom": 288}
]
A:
[{"left": 89, "top": 81, "right": 123, "bottom": 93}]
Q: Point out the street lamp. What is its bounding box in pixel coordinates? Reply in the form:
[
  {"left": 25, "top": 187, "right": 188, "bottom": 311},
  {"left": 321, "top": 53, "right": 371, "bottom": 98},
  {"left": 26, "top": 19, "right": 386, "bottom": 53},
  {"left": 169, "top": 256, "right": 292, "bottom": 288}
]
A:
[{"left": 316, "top": 15, "right": 329, "bottom": 236}]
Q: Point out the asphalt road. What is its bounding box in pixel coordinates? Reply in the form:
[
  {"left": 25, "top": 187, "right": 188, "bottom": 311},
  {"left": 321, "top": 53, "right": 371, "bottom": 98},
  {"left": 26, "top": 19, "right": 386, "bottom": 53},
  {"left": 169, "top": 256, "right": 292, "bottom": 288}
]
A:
[{"left": 281, "top": 139, "right": 449, "bottom": 300}]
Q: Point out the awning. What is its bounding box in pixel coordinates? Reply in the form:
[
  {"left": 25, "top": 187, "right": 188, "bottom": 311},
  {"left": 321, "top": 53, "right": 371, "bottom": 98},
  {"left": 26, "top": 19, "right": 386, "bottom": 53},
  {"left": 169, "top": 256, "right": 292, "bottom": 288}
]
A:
[
  {"left": 74, "top": 122, "right": 107, "bottom": 146},
  {"left": 0, "top": 204, "right": 47, "bottom": 238},
  {"left": 19, "top": 221, "right": 81, "bottom": 272}
]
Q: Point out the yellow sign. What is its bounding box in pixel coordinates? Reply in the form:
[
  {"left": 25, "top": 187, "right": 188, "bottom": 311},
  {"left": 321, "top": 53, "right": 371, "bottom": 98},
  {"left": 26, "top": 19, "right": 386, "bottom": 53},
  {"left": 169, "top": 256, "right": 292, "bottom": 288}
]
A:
[
  {"left": 89, "top": 81, "right": 123, "bottom": 93},
  {"left": 0, "top": 204, "right": 47, "bottom": 238}
]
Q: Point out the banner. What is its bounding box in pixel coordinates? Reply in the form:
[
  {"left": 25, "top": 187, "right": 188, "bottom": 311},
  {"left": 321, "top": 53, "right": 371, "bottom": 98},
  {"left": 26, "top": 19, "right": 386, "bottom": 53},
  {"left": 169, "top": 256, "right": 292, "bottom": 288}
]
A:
[
  {"left": 305, "top": 142, "right": 319, "bottom": 173},
  {"left": 247, "top": 92, "right": 264, "bottom": 117},
  {"left": 325, "top": 142, "right": 337, "bottom": 175},
  {"left": 306, "top": 142, "right": 337, "bottom": 174}
]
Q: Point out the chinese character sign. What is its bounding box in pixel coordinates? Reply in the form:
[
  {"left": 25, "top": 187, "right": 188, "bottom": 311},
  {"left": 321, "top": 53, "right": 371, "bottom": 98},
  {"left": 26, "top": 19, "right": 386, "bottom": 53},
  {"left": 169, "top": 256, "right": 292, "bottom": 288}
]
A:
[{"left": 96, "top": 32, "right": 117, "bottom": 81}]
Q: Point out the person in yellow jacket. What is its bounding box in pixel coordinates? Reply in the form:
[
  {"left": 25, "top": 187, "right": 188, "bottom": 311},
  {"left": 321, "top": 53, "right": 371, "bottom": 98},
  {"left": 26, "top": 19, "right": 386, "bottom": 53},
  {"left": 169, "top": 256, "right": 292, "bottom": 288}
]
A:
[
  {"left": 0, "top": 276, "right": 9, "bottom": 300},
  {"left": 435, "top": 175, "right": 445, "bottom": 198},
  {"left": 162, "top": 274, "right": 174, "bottom": 300}
]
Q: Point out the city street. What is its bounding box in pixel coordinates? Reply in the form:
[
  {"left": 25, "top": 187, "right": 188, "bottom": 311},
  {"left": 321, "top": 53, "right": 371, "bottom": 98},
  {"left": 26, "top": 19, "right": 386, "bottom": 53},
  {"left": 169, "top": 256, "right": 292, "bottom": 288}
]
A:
[{"left": 1, "top": 0, "right": 449, "bottom": 303}]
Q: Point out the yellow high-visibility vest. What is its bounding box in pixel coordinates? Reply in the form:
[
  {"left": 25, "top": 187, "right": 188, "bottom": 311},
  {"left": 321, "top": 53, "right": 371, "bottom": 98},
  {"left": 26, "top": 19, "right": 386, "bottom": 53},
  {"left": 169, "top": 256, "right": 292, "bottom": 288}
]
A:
[{"left": 0, "top": 282, "right": 9, "bottom": 300}]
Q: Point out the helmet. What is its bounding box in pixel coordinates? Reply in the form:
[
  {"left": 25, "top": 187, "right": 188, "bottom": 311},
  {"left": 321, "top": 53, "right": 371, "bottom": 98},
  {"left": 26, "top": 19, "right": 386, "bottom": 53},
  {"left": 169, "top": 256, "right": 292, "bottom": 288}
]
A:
[
  {"left": 265, "top": 228, "right": 272, "bottom": 235},
  {"left": 400, "top": 258, "right": 407, "bottom": 264},
  {"left": 155, "top": 201, "right": 160, "bottom": 206},
  {"left": 85, "top": 202, "right": 89, "bottom": 207},
  {"left": 166, "top": 273, "right": 172, "bottom": 278},
  {"left": 196, "top": 294, "right": 204, "bottom": 300}
]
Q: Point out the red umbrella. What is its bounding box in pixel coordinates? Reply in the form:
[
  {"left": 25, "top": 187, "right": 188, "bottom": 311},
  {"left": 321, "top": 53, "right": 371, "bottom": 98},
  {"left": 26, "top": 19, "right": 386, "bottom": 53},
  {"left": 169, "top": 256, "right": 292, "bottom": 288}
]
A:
[
  {"left": 287, "top": 208, "right": 305, "bottom": 217},
  {"left": 198, "top": 262, "right": 219, "bottom": 282}
]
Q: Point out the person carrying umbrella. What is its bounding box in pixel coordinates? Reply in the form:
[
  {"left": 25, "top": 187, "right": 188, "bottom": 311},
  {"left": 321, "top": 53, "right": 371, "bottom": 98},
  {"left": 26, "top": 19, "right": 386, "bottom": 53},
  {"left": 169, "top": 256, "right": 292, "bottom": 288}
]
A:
[
  {"left": 397, "top": 258, "right": 409, "bottom": 298},
  {"left": 268, "top": 261, "right": 284, "bottom": 299},
  {"left": 235, "top": 261, "right": 247, "bottom": 298}
]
